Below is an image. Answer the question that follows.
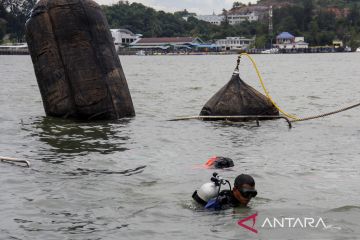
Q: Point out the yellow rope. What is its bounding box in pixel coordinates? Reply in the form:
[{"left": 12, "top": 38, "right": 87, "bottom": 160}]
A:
[
  {"left": 239, "top": 53, "right": 299, "bottom": 120},
  {"left": 171, "top": 54, "right": 360, "bottom": 124},
  {"left": 239, "top": 53, "right": 360, "bottom": 122}
]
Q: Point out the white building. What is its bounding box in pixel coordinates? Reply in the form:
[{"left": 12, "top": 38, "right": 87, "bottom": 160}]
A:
[
  {"left": 227, "top": 12, "right": 259, "bottom": 25},
  {"left": 194, "top": 14, "right": 224, "bottom": 25},
  {"left": 275, "top": 32, "right": 309, "bottom": 49},
  {"left": 216, "top": 37, "right": 255, "bottom": 51},
  {"left": 110, "top": 29, "right": 141, "bottom": 50}
]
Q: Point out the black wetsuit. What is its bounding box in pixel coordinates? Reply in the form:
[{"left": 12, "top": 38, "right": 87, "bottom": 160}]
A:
[
  {"left": 203, "top": 190, "right": 240, "bottom": 210},
  {"left": 216, "top": 190, "right": 240, "bottom": 208}
]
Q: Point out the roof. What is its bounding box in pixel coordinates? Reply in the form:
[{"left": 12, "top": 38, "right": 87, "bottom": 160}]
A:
[
  {"left": 228, "top": 5, "right": 268, "bottom": 15},
  {"left": 110, "top": 28, "right": 135, "bottom": 36},
  {"left": 129, "top": 45, "right": 170, "bottom": 50},
  {"left": 295, "top": 41, "right": 309, "bottom": 45},
  {"left": 277, "top": 32, "right": 295, "bottom": 39},
  {"left": 134, "top": 37, "right": 201, "bottom": 45},
  {"left": 192, "top": 44, "right": 220, "bottom": 48}
]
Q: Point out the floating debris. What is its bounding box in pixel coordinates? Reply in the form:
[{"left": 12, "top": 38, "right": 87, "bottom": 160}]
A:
[{"left": 0, "top": 156, "right": 30, "bottom": 168}]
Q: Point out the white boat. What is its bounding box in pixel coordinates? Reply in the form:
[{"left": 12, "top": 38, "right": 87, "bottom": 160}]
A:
[
  {"left": 135, "top": 50, "right": 146, "bottom": 56},
  {"left": 261, "top": 48, "right": 279, "bottom": 54}
]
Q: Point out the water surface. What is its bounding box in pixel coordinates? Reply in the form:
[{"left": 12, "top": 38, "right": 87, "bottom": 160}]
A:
[{"left": 1, "top": 53, "right": 360, "bottom": 239}]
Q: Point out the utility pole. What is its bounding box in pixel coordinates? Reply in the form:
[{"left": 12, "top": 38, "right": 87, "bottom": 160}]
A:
[{"left": 269, "top": 5, "right": 273, "bottom": 49}]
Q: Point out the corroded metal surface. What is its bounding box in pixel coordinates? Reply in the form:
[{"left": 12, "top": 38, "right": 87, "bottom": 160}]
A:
[
  {"left": 26, "top": 0, "right": 135, "bottom": 120},
  {"left": 200, "top": 73, "right": 279, "bottom": 118}
]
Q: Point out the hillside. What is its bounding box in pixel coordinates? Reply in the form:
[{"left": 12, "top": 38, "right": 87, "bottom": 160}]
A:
[
  {"left": 103, "top": 0, "right": 360, "bottom": 49},
  {"left": 257, "top": 0, "right": 359, "bottom": 8},
  {"left": 1, "top": 0, "right": 360, "bottom": 49},
  {"left": 229, "top": 0, "right": 360, "bottom": 48},
  {"left": 101, "top": 2, "right": 259, "bottom": 41}
]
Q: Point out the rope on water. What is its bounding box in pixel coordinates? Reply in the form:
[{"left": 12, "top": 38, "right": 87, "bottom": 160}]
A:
[
  {"left": 238, "top": 53, "right": 360, "bottom": 122},
  {"left": 290, "top": 102, "right": 360, "bottom": 122},
  {"left": 168, "top": 115, "right": 292, "bottom": 128},
  {"left": 170, "top": 54, "right": 360, "bottom": 125}
]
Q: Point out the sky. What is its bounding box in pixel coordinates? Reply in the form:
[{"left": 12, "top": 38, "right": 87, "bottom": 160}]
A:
[{"left": 94, "top": 0, "right": 258, "bottom": 15}]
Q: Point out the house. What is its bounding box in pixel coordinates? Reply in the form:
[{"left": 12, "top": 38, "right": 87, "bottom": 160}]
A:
[
  {"left": 275, "top": 32, "right": 308, "bottom": 49},
  {"left": 226, "top": 5, "right": 268, "bottom": 25},
  {"left": 194, "top": 13, "right": 224, "bottom": 25},
  {"left": 227, "top": 12, "right": 259, "bottom": 25},
  {"left": 332, "top": 40, "right": 343, "bottom": 48},
  {"left": 110, "top": 29, "right": 141, "bottom": 51},
  {"left": 216, "top": 37, "right": 255, "bottom": 51}
]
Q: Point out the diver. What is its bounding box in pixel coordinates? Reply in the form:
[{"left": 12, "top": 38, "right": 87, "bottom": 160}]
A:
[{"left": 192, "top": 172, "right": 257, "bottom": 210}]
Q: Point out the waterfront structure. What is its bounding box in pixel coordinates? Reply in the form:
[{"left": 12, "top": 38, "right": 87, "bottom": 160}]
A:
[
  {"left": 275, "top": 32, "right": 308, "bottom": 49},
  {"left": 216, "top": 37, "right": 255, "bottom": 51},
  {"left": 0, "top": 43, "right": 29, "bottom": 55},
  {"left": 332, "top": 40, "right": 343, "bottom": 48},
  {"left": 110, "top": 29, "right": 141, "bottom": 51},
  {"left": 194, "top": 13, "right": 224, "bottom": 25},
  {"left": 130, "top": 37, "right": 204, "bottom": 51}
]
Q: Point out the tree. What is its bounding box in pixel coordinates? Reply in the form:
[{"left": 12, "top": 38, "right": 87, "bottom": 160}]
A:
[
  {"left": 255, "top": 35, "right": 267, "bottom": 48},
  {"left": 0, "top": 0, "right": 36, "bottom": 41},
  {"left": 174, "top": 9, "right": 195, "bottom": 18},
  {"left": 347, "top": 3, "right": 360, "bottom": 26},
  {"left": 0, "top": 19, "right": 6, "bottom": 41},
  {"left": 317, "top": 11, "right": 336, "bottom": 31},
  {"left": 232, "top": 2, "right": 244, "bottom": 8},
  {"left": 302, "top": 0, "right": 314, "bottom": 31},
  {"left": 222, "top": 8, "right": 229, "bottom": 24}
]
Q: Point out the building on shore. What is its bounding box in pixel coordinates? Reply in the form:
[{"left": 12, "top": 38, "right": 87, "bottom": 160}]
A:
[
  {"left": 274, "top": 32, "right": 309, "bottom": 49},
  {"left": 216, "top": 37, "right": 255, "bottom": 51},
  {"left": 110, "top": 29, "right": 141, "bottom": 51},
  {"left": 193, "top": 13, "right": 224, "bottom": 25},
  {"left": 226, "top": 5, "right": 269, "bottom": 25},
  {"left": 130, "top": 37, "right": 203, "bottom": 50},
  {"left": 129, "top": 37, "right": 221, "bottom": 53},
  {"left": 0, "top": 43, "right": 29, "bottom": 55},
  {"left": 227, "top": 12, "right": 259, "bottom": 24}
]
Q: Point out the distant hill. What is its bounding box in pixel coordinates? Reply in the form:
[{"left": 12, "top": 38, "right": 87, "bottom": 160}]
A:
[
  {"left": 257, "top": 0, "right": 357, "bottom": 8},
  {"left": 103, "top": 0, "right": 360, "bottom": 49},
  {"left": 229, "top": 0, "right": 360, "bottom": 49},
  {"left": 1, "top": 0, "right": 360, "bottom": 50}
]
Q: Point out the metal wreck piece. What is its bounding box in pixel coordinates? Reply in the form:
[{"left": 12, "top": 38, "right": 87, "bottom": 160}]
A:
[
  {"left": 26, "top": 0, "right": 135, "bottom": 120},
  {"left": 200, "top": 73, "right": 279, "bottom": 119}
]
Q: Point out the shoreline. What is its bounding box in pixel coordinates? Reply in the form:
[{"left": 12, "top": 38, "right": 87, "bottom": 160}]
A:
[{"left": 0, "top": 48, "right": 357, "bottom": 56}]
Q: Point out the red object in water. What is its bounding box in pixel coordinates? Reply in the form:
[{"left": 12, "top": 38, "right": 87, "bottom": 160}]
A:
[{"left": 204, "top": 156, "right": 218, "bottom": 168}]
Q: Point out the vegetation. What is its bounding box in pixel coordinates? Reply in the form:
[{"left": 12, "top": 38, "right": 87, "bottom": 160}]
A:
[
  {"left": 0, "top": 0, "right": 36, "bottom": 43},
  {"left": 102, "top": 2, "right": 264, "bottom": 41},
  {"left": 1, "top": 0, "right": 360, "bottom": 49},
  {"left": 270, "top": 0, "right": 360, "bottom": 49},
  {"left": 102, "top": 0, "right": 360, "bottom": 49}
]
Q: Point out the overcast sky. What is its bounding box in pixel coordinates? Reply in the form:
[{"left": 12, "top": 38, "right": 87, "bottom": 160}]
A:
[{"left": 94, "top": 0, "right": 258, "bottom": 15}]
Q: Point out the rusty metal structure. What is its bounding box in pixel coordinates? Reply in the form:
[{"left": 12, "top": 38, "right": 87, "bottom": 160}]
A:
[{"left": 26, "top": 0, "right": 135, "bottom": 120}]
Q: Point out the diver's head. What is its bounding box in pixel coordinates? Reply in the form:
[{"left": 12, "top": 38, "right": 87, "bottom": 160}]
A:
[{"left": 233, "top": 174, "right": 257, "bottom": 206}]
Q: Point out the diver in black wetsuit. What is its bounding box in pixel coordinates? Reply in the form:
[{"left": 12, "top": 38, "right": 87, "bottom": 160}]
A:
[
  {"left": 192, "top": 173, "right": 257, "bottom": 210},
  {"left": 214, "top": 174, "right": 257, "bottom": 209}
]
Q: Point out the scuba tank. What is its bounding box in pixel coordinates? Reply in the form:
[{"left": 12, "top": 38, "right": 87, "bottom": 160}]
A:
[{"left": 192, "top": 172, "right": 231, "bottom": 205}]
